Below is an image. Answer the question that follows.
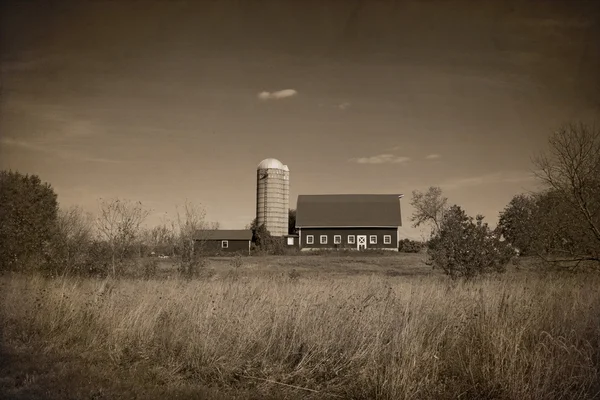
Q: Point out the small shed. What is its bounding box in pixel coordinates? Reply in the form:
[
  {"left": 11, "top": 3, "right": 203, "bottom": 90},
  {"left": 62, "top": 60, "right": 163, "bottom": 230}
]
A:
[{"left": 194, "top": 230, "right": 253, "bottom": 255}]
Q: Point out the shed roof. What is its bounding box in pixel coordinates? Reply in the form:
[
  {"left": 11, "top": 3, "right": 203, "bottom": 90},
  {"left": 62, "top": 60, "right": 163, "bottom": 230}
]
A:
[
  {"left": 296, "top": 194, "right": 403, "bottom": 228},
  {"left": 194, "top": 230, "right": 253, "bottom": 241}
]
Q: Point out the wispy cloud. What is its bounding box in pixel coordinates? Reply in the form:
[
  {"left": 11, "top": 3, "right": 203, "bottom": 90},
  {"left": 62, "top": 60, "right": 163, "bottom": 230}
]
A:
[
  {"left": 350, "top": 154, "right": 411, "bottom": 165},
  {"left": 338, "top": 102, "right": 351, "bottom": 110},
  {"left": 257, "top": 89, "right": 298, "bottom": 100},
  {"left": 425, "top": 154, "right": 441, "bottom": 160},
  {"left": 439, "top": 171, "right": 536, "bottom": 190},
  {"left": 0, "top": 138, "right": 122, "bottom": 164}
]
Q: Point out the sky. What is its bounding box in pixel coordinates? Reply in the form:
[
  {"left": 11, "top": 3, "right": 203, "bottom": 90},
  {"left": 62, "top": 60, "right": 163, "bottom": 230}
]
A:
[{"left": 1, "top": 0, "right": 599, "bottom": 239}]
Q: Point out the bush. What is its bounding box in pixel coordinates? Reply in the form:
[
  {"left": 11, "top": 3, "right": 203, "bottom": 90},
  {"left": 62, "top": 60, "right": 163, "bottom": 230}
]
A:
[
  {"left": 230, "top": 254, "right": 244, "bottom": 269},
  {"left": 428, "top": 205, "right": 515, "bottom": 279},
  {"left": 0, "top": 170, "right": 58, "bottom": 271},
  {"left": 142, "top": 258, "right": 159, "bottom": 279},
  {"left": 398, "top": 239, "right": 424, "bottom": 253},
  {"left": 178, "top": 256, "right": 207, "bottom": 280}
]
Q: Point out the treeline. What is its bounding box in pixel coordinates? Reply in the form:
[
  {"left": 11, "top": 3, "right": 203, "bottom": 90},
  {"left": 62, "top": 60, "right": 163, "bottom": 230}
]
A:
[
  {"left": 0, "top": 172, "right": 219, "bottom": 277},
  {"left": 410, "top": 122, "right": 599, "bottom": 278}
]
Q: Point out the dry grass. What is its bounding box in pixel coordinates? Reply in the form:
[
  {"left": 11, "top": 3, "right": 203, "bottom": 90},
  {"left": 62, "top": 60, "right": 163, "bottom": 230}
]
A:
[{"left": 1, "top": 257, "right": 600, "bottom": 399}]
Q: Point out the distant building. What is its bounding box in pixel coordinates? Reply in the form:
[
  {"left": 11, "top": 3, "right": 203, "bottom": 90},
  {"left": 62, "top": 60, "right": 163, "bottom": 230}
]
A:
[
  {"left": 295, "top": 194, "right": 403, "bottom": 251},
  {"left": 194, "top": 230, "right": 253, "bottom": 255},
  {"left": 256, "top": 158, "right": 290, "bottom": 237}
]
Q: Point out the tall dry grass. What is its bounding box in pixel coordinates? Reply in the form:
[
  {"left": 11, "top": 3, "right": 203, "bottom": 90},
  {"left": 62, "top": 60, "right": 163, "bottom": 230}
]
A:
[{"left": 1, "top": 271, "right": 600, "bottom": 399}]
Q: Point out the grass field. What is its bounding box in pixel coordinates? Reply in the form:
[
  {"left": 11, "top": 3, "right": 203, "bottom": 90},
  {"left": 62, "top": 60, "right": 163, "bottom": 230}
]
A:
[{"left": 1, "top": 253, "right": 600, "bottom": 399}]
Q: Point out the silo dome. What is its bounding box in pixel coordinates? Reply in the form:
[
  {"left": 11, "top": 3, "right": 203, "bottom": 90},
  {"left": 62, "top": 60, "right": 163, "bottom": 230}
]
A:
[{"left": 258, "top": 158, "right": 284, "bottom": 170}]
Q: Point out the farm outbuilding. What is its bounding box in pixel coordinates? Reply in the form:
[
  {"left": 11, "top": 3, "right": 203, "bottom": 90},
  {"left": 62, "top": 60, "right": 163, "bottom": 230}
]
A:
[
  {"left": 295, "top": 194, "right": 403, "bottom": 251},
  {"left": 194, "top": 230, "right": 253, "bottom": 255}
]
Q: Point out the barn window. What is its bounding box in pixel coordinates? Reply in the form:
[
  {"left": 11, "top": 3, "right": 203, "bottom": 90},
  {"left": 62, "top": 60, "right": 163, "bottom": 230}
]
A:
[
  {"left": 347, "top": 235, "right": 355, "bottom": 244},
  {"left": 384, "top": 235, "right": 391, "bottom": 244},
  {"left": 221, "top": 240, "right": 229, "bottom": 249},
  {"left": 320, "top": 235, "right": 328, "bottom": 244},
  {"left": 334, "top": 235, "right": 341, "bottom": 244},
  {"left": 287, "top": 237, "right": 294, "bottom": 245},
  {"left": 306, "top": 235, "right": 314, "bottom": 244},
  {"left": 369, "top": 235, "right": 377, "bottom": 244}
]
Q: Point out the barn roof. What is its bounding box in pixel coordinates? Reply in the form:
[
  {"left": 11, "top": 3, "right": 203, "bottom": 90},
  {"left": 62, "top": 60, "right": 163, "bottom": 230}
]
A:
[
  {"left": 194, "top": 230, "right": 253, "bottom": 241},
  {"left": 296, "top": 194, "right": 403, "bottom": 228}
]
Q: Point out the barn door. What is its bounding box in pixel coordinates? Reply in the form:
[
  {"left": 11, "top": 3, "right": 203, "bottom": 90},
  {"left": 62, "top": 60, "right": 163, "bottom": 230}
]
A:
[{"left": 357, "top": 235, "right": 367, "bottom": 250}]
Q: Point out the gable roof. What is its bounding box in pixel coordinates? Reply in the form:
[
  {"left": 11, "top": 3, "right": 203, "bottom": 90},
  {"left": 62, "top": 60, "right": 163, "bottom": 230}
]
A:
[
  {"left": 296, "top": 194, "right": 403, "bottom": 228},
  {"left": 194, "top": 230, "right": 253, "bottom": 241}
]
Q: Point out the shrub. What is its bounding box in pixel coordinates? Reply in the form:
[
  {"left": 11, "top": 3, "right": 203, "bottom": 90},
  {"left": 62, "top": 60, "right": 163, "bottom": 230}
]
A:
[
  {"left": 142, "top": 258, "right": 159, "bottom": 279},
  {"left": 230, "top": 254, "right": 244, "bottom": 269},
  {"left": 398, "top": 239, "right": 424, "bottom": 253},
  {"left": 178, "top": 256, "right": 207, "bottom": 280},
  {"left": 428, "top": 205, "right": 515, "bottom": 279}
]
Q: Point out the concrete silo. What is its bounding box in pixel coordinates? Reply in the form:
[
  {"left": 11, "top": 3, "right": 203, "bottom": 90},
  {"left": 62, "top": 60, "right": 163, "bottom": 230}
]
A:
[{"left": 256, "top": 158, "right": 289, "bottom": 237}]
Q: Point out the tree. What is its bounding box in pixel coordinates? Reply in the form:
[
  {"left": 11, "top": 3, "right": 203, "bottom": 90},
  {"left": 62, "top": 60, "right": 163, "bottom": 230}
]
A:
[
  {"left": 428, "top": 205, "right": 514, "bottom": 279},
  {"left": 533, "top": 122, "right": 600, "bottom": 263},
  {"left": 0, "top": 170, "right": 58, "bottom": 270},
  {"left": 247, "top": 217, "right": 284, "bottom": 255},
  {"left": 498, "top": 194, "right": 537, "bottom": 255},
  {"left": 96, "top": 198, "right": 150, "bottom": 276},
  {"left": 410, "top": 186, "right": 448, "bottom": 237},
  {"left": 142, "top": 222, "right": 176, "bottom": 256},
  {"left": 50, "top": 205, "right": 94, "bottom": 275},
  {"left": 171, "top": 201, "right": 219, "bottom": 277},
  {"left": 288, "top": 208, "right": 297, "bottom": 235}
]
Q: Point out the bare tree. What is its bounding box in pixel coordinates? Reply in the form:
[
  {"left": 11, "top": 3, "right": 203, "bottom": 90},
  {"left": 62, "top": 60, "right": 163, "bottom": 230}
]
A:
[
  {"left": 533, "top": 122, "right": 600, "bottom": 263},
  {"left": 410, "top": 186, "right": 449, "bottom": 237},
  {"left": 52, "top": 205, "right": 94, "bottom": 275},
  {"left": 173, "top": 200, "right": 219, "bottom": 260},
  {"left": 96, "top": 198, "right": 151, "bottom": 276}
]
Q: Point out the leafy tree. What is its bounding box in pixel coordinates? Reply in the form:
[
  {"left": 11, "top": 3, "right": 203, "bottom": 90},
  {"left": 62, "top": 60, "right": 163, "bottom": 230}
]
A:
[
  {"left": 247, "top": 218, "right": 285, "bottom": 255},
  {"left": 428, "top": 205, "right": 514, "bottom": 279},
  {"left": 288, "top": 208, "right": 297, "bottom": 235},
  {"left": 498, "top": 194, "right": 537, "bottom": 255},
  {"left": 410, "top": 186, "right": 448, "bottom": 237},
  {"left": 0, "top": 170, "right": 58, "bottom": 270},
  {"left": 533, "top": 122, "right": 600, "bottom": 263}
]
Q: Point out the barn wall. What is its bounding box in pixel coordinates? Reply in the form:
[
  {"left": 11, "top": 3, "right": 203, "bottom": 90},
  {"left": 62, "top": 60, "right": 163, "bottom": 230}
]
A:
[
  {"left": 195, "top": 240, "right": 250, "bottom": 255},
  {"left": 299, "top": 227, "right": 398, "bottom": 250}
]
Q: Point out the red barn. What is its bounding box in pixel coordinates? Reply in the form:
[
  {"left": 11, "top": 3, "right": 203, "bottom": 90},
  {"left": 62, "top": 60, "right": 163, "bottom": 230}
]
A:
[{"left": 295, "top": 194, "right": 403, "bottom": 251}]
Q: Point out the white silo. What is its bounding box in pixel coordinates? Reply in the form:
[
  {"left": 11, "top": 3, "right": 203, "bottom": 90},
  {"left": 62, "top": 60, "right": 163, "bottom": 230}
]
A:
[{"left": 256, "top": 158, "right": 289, "bottom": 237}]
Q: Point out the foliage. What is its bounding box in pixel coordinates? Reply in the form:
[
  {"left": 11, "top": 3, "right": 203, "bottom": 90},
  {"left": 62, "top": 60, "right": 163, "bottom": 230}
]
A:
[
  {"left": 48, "top": 206, "right": 95, "bottom": 275},
  {"left": 288, "top": 208, "right": 297, "bottom": 235},
  {"left": 397, "top": 238, "right": 424, "bottom": 253},
  {"left": 533, "top": 122, "right": 600, "bottom": 263},
  {"left": 248, "top": 218, "right": 286, "bottom": 255},
  {"left": 428, "top": 205, "right": 515, "bottom": 279},
  {"left": 141, "top": 222, "right": 176, "bottom": 257},
  {"left": 410, "top": 186, "right": 448, "bottom": 237},
  {"left": 0, "top": 170, "right": 59, "bottom": 271},
  {"left": 96, "top": 198, "right": 151, "bottom": 276},
  {"left": 497, "top": 194, "right": 537, "bottom": 255}
]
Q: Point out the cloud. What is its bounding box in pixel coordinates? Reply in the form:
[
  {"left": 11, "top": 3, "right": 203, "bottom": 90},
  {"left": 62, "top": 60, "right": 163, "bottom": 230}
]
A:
[
  {"left": 350, "top": 154, "right": 411, "bottom": 164},
  {"left": 338, "top": 102, "right": 351, "bottom": 110},
  {"left": 439, "top": 171, "right": 536, "bottom": 190},
  {"left": 257, "top": 89, "right": 298, "bottom": 100},
  {"left": 425, "top": 154, "right": 441, "bottom": 160},
  {"left": 0, "top": 138, "right": 121, "bottom": 164}
]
